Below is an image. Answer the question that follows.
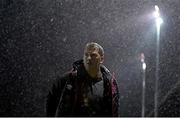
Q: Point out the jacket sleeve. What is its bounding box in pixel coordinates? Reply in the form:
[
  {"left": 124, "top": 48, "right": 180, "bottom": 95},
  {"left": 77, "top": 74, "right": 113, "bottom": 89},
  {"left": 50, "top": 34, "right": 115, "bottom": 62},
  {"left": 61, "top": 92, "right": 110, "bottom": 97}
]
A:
[
  {"left": 46, "top": 75, "right": 68, "bottom": 117},
  {"left": 104, "top": 72, "right": 119, "bottom": 117},
  {"left": 111, "top": 73, "right": 119, "bottom": 117}
]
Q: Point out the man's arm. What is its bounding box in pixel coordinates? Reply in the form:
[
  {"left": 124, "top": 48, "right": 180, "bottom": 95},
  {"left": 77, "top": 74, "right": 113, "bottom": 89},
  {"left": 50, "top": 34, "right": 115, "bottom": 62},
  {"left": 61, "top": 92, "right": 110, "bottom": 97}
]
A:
[
  {"left": 46, "top": 75, "right": 67, "bottom": 116},
  {"left": 104, "top": 71, "right": 119, "bottom": 117},
  {"left": 112, "top": 73, "right": 119, "bottom": 117}
]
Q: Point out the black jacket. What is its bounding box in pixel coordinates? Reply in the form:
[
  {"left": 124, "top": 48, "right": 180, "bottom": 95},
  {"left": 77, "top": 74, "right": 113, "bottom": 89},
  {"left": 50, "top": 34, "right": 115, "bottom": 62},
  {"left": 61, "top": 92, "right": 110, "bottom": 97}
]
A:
[{"left": 46, "top": 60, "right": 119, "bottom": 117}]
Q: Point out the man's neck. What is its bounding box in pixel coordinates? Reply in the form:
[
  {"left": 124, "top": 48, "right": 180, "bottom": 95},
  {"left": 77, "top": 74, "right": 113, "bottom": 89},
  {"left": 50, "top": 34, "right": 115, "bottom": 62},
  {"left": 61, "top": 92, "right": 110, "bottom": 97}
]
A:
[{"left": 87, "top": 67, "right": 102, "bottom": 79}]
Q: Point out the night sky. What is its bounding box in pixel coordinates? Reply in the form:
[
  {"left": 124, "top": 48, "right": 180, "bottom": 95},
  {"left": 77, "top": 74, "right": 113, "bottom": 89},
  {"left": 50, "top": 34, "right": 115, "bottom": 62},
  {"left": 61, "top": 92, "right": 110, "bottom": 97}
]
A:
[{"left": 1, "top": 0, "right": 180, "bottom": 116}]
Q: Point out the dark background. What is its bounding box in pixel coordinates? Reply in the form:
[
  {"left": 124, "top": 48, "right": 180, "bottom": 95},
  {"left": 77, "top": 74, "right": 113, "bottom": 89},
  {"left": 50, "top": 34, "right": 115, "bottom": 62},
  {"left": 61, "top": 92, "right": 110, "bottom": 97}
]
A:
[{"left": 0, "top": 0, "right": 180, "bottom": 116}]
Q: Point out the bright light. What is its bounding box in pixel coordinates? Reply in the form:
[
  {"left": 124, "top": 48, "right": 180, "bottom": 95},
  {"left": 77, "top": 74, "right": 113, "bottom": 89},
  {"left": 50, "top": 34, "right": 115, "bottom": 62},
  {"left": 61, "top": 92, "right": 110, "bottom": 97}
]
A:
[
  {"left": 153, "top": 5, "right": 160, "bottom": 18},
  {"left": 156, "top": 17, "right": 163, "bottom": 25},
  {"left": 153, "top": 5, "right": 163, "bottom": 26},
  {"left": 154, "top": 5, "right": 163, "bottom": 117},
  {"left": 155, "top": 5, "right": 159, "bottom": 12},
  {"left": 153, "top": 11, "right": 160, "bottom": 18},
  {"left": 142, "top": 63, "right": 146, "bottom": 70}
]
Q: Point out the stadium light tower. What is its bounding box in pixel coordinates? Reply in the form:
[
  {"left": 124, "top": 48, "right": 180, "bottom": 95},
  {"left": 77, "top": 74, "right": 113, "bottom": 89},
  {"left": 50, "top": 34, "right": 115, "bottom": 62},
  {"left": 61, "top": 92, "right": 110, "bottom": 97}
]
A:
[{"left": 153, "top": 5, "right": 163, "bottom": 117}]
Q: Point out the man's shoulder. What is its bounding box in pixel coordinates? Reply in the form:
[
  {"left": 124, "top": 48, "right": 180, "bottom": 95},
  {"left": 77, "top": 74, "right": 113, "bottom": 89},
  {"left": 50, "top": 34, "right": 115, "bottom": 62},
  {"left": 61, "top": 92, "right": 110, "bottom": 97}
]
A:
[
  {"left": 101, "top": 65, "right": 110, "bottom": 73},
  {"left": 100, "top": 65, "right": 112, "bottom": 80},
  {"left": 56, "top": 69, "right": 77, "bottom": 81}
]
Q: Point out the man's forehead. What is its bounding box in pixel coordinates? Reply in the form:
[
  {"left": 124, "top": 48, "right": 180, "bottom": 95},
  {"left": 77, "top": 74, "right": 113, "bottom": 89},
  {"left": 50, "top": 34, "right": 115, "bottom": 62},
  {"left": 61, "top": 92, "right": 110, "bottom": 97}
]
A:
[{"left": 84, "top": 46, "right": 99, "bottom": 52}]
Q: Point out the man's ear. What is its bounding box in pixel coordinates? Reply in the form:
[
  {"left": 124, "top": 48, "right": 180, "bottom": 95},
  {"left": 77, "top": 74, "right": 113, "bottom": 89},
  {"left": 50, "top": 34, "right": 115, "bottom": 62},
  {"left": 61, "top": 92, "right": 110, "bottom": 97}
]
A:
[{"left": 100, "top": 55, "right": 104, "bottom": 64}]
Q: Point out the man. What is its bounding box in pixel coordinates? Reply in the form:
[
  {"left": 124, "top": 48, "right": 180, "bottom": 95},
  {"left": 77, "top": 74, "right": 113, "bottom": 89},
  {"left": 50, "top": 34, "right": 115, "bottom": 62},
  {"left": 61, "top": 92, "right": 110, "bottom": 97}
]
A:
[{"left": 46, "top": 42, "right": 119, "bottom": 116}]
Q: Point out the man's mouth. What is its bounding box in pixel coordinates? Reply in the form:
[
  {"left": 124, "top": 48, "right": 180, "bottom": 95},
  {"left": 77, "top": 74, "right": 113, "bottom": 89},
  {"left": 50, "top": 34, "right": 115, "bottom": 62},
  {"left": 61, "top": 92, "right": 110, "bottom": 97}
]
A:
[{"left": 86, "top": 61, "right": 91, "bottom": 64}]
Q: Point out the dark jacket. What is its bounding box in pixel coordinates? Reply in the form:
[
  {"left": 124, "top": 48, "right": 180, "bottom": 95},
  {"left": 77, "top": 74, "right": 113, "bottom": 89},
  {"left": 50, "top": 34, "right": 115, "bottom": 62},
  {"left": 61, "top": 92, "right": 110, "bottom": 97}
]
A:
[{"left": 46, "top": 60, "right": 119, "bottom": 117}]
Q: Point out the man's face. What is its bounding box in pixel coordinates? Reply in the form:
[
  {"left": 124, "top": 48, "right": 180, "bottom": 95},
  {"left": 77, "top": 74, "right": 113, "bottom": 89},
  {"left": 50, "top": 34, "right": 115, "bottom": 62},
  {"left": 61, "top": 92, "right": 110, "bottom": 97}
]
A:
[{"left": 83, "top": 46, "right": 104, "bottom": 71}]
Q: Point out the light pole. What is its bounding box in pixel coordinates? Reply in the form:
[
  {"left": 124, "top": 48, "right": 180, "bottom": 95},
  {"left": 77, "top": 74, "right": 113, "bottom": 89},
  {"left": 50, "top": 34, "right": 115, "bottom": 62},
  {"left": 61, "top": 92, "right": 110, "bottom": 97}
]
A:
[
  {"left": 140, "top": 53, "right": 146, "bottom": 117},
  {"left": 153, "top": 5, "right": 163, "bottom": 117}
]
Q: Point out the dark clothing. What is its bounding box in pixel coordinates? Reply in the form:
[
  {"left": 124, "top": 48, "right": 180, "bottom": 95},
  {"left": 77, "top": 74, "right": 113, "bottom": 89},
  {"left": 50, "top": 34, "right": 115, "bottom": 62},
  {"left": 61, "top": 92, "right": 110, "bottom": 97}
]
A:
[{"left": 46, "top": 60, "right": 119, "bottom": 117}]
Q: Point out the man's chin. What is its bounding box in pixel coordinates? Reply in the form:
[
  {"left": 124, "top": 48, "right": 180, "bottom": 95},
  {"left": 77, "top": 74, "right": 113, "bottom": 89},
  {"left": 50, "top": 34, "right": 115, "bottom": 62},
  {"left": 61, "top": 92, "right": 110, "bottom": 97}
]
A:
[
  {"left": 87, "top": 66, "right": 97, "bottom": 70},
  {"left": 84, "top": 63, "right": 98, "bottom": 69}
]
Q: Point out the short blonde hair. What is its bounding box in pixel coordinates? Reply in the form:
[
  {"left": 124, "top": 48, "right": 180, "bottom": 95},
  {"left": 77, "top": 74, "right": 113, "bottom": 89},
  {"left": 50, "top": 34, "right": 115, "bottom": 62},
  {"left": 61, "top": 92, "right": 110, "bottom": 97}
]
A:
[{"left": 85, "top": 42, "right": 104, "bottom": 56}]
